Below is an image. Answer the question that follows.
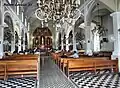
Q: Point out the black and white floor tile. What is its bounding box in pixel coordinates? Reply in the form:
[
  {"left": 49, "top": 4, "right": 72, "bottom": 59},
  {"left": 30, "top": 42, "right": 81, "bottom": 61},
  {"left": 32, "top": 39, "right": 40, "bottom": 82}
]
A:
[
  {"left": 69, "top": 70, "right": 120, "bottom": 88},
  {"left": 39, "top": 56, "right": 76, "bottom": 88},
  {"left": 0, "top": 77, "right": 36, "bottom": 88}
]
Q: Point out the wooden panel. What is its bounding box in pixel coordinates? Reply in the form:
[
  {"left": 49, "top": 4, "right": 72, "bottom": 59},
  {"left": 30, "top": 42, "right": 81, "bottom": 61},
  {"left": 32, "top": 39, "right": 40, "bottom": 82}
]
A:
[{"left": 0, "top": 54, "right": 39, "bottom": 80}]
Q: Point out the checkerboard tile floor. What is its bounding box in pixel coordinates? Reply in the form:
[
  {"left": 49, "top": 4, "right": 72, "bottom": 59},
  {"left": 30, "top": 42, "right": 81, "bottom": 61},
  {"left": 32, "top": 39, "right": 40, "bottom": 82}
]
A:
[
  {"left": 69, "top": 70, "right": 120, "bottom": 88},
  {"left": 39, "top": 56, "right": 76, "bottom": 88},
  {"left": 0, "top": 77, "right": 36, "bottom": 88}
]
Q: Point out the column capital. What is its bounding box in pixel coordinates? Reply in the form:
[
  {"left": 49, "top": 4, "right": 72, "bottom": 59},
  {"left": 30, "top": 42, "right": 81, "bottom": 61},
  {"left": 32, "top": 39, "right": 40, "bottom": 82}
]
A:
[{"left": 110, "top": 12, "right": 120, "bottom": 17}]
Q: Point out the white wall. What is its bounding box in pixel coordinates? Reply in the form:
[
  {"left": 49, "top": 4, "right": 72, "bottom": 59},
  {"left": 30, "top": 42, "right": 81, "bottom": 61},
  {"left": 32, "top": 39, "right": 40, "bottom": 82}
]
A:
[{"left": 100, "top": 15, "right": 114, "bottom": 51}]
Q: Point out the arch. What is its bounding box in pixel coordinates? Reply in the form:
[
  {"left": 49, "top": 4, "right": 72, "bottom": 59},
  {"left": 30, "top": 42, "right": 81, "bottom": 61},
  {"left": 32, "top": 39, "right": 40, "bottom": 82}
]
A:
[
  {"left": 4, "top": 10, "right": 12, "bottom": 19},
  {"left": 3, "top": 14, "right": 14, "bottom": 52}
]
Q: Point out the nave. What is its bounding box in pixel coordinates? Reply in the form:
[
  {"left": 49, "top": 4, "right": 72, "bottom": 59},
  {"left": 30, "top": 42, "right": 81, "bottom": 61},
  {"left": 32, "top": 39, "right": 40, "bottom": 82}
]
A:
[
  {"left": 0, "top": 53, "right": 120, "bottom": 88},
  {"left": 0, "top": 0, "right": 120, "bottom": 88}
]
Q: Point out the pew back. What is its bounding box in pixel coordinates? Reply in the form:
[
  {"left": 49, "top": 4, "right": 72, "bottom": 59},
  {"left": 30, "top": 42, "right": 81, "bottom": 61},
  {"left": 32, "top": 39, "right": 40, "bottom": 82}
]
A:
[
  {"left": 0, "top": 54, "right": 39, "bottom": 80},
  {"left": 67, "top": 59, "right": 118, "bottom": 77}
]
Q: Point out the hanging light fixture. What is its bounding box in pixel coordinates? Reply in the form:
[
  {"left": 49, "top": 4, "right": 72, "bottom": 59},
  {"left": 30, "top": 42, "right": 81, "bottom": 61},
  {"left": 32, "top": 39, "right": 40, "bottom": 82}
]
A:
[{"left": 35, "top": 0, "right": 81, "bottom": 27}]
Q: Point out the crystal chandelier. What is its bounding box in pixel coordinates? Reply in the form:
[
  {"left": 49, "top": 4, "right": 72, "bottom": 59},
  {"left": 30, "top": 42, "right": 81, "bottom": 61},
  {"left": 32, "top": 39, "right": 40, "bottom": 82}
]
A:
[{"left": 35, "top": 0, "right": 81, "bottom": 25}]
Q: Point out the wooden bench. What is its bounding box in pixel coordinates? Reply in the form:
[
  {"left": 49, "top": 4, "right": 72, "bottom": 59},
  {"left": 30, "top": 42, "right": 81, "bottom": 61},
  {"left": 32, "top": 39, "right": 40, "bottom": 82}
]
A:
[
  {"left": 51, "top": 53, "right": 60, "bottom": 63},
  {"left": 66, "top": 59, "right": 118, "bottom": 77},
  {"left": 0, "top": 62, "right": 7, "bottom": 80},
  {"left": 0, "top": 54, "right": 39, "bottom": 80},
  {"left": 59, "top": 57, "right": 109, "bottom": 72},
  {"left": 4, "top": 54, "right": 39, "bottom": 60}
]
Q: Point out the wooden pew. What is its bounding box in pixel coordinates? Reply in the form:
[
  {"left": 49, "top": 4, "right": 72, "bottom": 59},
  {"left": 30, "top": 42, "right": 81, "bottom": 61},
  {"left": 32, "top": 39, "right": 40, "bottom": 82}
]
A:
[
  {"left": 60, "top": 57, "right": 109, "bottom": 72},
  {"left": 4, "top": 54, "right": 39, "bottom": 60},
  {"left": 67, "top": 60, "right": 95, "bottom": 77},
  {"left": 0, "top": 62, "right": 7, "bottom": 80},
  {"left": 66, "top": 59, "right": 118, "bottom": 77},
  {"left": 95, "top": 60, "right": 118, "bottom": 72},
  {"left": 6, "top": 60, "right": 37, "bottom": 78},
  {"left": 0, "top": 54, "right": 39, "bottom": 80},
  {"left": 51, "top": 53, "right": 61, "bottom": 64}
]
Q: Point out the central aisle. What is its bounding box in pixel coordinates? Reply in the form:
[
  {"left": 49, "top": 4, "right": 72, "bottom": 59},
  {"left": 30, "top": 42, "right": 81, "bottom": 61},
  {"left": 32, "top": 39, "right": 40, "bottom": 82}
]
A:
[{"left": 39, "top": 56, "right": 76, "bottom": 88}]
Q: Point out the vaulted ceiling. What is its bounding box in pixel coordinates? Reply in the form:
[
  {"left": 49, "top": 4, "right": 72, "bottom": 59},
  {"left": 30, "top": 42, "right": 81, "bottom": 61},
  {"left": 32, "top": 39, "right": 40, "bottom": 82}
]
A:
[{"left": 20, "top": 0, "right": 118, "bottom": 33}]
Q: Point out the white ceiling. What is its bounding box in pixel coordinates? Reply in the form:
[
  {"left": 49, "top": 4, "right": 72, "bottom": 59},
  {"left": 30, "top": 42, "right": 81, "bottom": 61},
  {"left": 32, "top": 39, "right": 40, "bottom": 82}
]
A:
[{"left": 20, "top": 0, "right": 114, "bottom": 32}]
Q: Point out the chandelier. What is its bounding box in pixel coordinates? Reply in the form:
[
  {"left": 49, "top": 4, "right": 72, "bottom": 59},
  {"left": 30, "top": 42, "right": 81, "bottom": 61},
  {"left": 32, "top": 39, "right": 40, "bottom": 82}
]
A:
[{"left": 35, "top": 0, "right": 81, "bottom": 25}]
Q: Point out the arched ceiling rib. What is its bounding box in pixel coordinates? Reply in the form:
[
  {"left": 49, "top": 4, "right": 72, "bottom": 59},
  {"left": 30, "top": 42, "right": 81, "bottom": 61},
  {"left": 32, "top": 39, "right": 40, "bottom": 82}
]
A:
[{"left": 20, "top": 0, "right": 117, "bottom": 34}]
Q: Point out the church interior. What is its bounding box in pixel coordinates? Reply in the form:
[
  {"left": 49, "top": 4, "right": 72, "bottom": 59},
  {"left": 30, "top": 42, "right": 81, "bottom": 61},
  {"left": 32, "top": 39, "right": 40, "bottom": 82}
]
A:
[{"left": 0, "top": 0, "right": 120, "bottom": 88}]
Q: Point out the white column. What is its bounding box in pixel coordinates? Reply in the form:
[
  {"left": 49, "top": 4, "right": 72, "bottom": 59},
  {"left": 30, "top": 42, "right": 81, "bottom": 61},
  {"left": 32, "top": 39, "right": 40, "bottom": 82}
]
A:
[
  {"left": 72, "top": 28, "right": 77, "bottom": 51},
  {"left": 18, "top": 35, "right": 21, "bottom": 52},
  {"left": 84, "top": 3, "right": 94, "bottom": 56},
  {"left": 27, "top": 22, "right": 30, "bottom": 49},
  {"left": 85, "top": 25, "right": 93, "bottom": 55},
  {"left": 11, "top": 40, "right": 15, "bottom": 53},
  {"left": 55, "top": 26, "right": 59, "bottom": 50},
  {"left": 0, "top": 0, "right": 4, "bottom": 58},
  {"left": 23, "top": 37, "right": 25, "bottom": 50},
  {"left": 23, "top": 29, "right": 25, "bottom": 51},
  {"left": 111, "top": 12, "right": 120, "bottom": 60},
  {"left": 66, "top": 35, "right": 69, "bottom": 51},
  {"left": 0, "top": 25, "right": 4, "bottom": 58},
  {"left": 18, "top": 24, "right": 22, "bottom": 52}
]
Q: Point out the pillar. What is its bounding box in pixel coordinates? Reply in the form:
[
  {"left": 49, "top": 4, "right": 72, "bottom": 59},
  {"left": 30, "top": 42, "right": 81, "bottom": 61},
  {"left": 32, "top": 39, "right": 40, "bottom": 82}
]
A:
[
  {"left": 111, "top": 12, "right": 120, "bottom": 60},
  {"left": 11, "top": 40, "right": 15, "bottom": 52},
  {"left": 23, "top": 37, "right": 25, "bottom": 50},
  {"left": 66, "top": 35, "right": 69, "bottom": 51},
  {"left": 18, "top": 35, "right": 21, "bottom": 52},
  {"left": 27, "top": 22, "right": 30, "bottom": 49},
  {"left": 55, "top": 31, "right": 59, "bottom": 50},
  {"left": 0, "top": 0, "right": 4, "bottom": 58},
  {"left": 85, "top": 25, "right": 93, "bottom": 55},
  {"left": 84, "top": 5, "right": 93, "bottom": 56},
  {"left": 0, "top": 25, "right": 4, "bottom": 58},
  {"left": 22, "top": 28, "right": 26, "bottom": 51},
  {"left": 18, "top": 24, "right": 22, "bottom": 52},
  {"left": 72, "top": 27, "right": 77, "bottom": 51}
]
